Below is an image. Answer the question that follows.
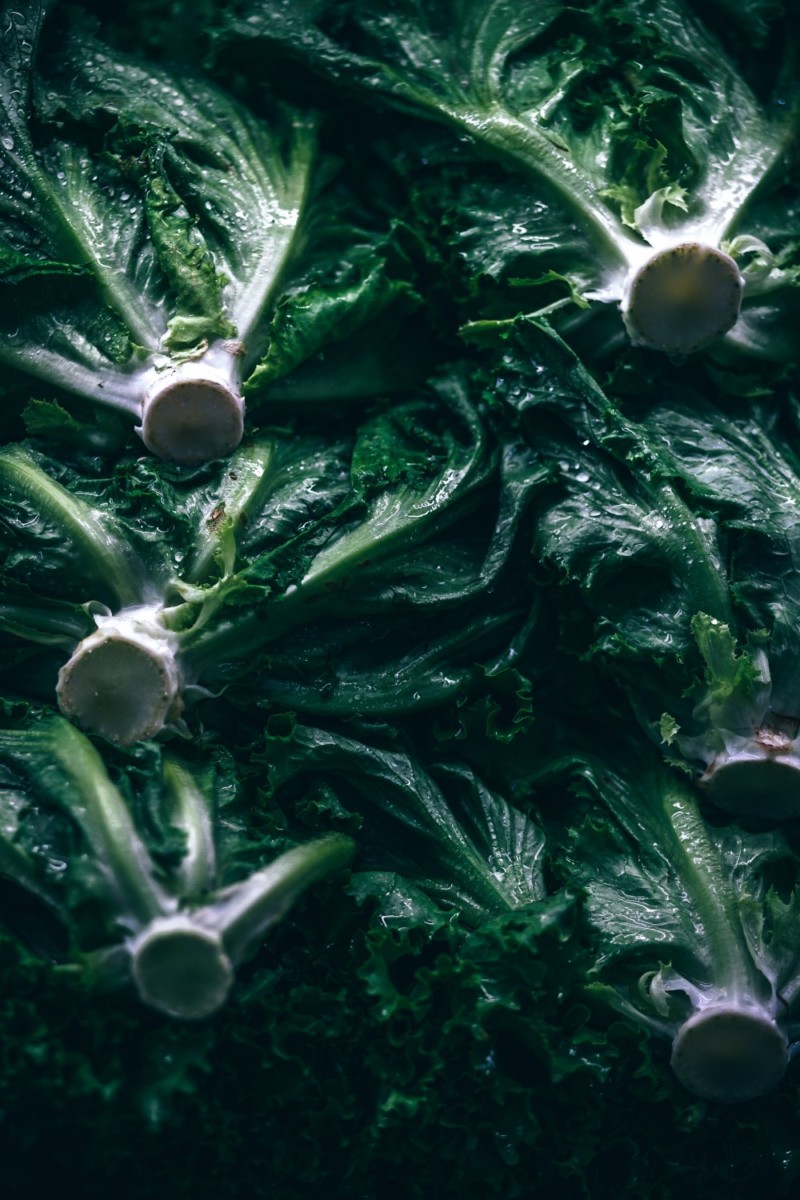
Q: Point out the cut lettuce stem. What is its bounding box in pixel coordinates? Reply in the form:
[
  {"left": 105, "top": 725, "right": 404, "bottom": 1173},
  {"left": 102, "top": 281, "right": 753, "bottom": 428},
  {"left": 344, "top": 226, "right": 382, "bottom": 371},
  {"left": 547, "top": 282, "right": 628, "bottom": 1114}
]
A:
[
  {"left": 670, "top": 1003, "right": 788, "bottom": 1103},
  {"left": 138, "top": 342, "right": 245, "bottom": 466},
  {"left": 55, "top": 529, "right": 477, "bottom": 744},
  {"left": 230, "top": 0, "right": 799, "bottom": 359},
  {"left": 130, "top": 916, "right": 236, "bottom": 1020},
  {"left": 28, "top": 332, "right": 249, "bottom": 470},
  {"left": 56, "top": 606, "right": 184, "bottom": 748},
  {"left": 551, "top": 748, "right": 795, "bottom": 1101},
  {"left": 662, "top": 788, "right": 788, "bottom": 1103},
  {"left": 0, "top": 443, "right": 188, "bottom": 747},
  {"left": 700, "top": 740, "right": 800, "bottom": 821},
  {"left": 0, "top": 715, "right": 355, "bottom": 1019},
  {"left": 0, "top": 8, "right": 318, "bottom": 462},
  {"left": 669, "top": 616, "right": 800, "bottom": 820},
  {"left": 129, "top": 834, "right": 355, "bottom": 1020},
  {"left": 621, "top": 243, "right": 744, "bottom": 355},
  {"left": 4, "top": 384, "right": 523, "bottom": 745}
]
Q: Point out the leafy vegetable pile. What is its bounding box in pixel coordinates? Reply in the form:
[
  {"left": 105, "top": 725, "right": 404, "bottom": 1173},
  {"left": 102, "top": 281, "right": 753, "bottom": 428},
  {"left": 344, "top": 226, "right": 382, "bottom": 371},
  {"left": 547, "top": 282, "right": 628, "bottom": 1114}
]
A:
[{"left": 2, "top": 0, "right": 800, "bottom": 1197}]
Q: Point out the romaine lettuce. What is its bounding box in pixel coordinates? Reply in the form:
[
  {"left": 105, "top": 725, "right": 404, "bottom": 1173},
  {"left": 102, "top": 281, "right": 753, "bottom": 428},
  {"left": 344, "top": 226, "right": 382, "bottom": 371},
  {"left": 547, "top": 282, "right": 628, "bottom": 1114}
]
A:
[
  {"left": 0, "top": 711, "right": 354, "bottom": 1018},
  {"left": 259, "top": 718, "right": 548, "bottom": 923},
  {"left": 541, "top": 741, "right": 800, "bottom": 1103},
  {"left": 224, "top": 0, "right": 800, "bottom": 360},
  {"left": 0, "top": 380, "right": 545, "bottom": 743},
  {"left": 472, "top": 316, "right": 800, "bottom": 819},
  {"left": 0, "top": 3, "right": 421, "bottom": 461}
]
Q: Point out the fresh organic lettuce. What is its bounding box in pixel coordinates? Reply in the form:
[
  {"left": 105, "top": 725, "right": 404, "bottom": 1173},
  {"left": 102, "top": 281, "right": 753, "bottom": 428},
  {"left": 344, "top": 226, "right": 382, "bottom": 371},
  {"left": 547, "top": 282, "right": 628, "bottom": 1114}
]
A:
[
  {"left": 223, "top": 0, "right": 800, "bottom": 361},
  {"left": 5, "top": 1, "right": 800, "bottom": 1190},
  {"left": 0, "top": 3, "right": 421, "bottom": 461},
  {"left": 540, "top": 741, "right": 800, "bottom": 1103},
  {"left": 469, "top": 316, "right": 733, "bottom": 643},
  {"left": 469, "top": 316, "right": 800, "bottom": 820},
  {"left": 0, "top": 711, "right": 354, "bottom": 1018},
  {"left": 0, "top": 380, "right": 545, "bottom": 743}
]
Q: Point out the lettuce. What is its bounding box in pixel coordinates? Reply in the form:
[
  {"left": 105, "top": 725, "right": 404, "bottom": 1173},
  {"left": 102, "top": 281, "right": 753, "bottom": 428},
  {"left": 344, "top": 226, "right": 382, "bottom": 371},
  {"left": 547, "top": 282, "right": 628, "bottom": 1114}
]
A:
[
  {"left": 0, "top": 380, "right": 545, "bottom": 743},
  {"left": 0, "top": 3, "right": 421, "bottom": 461},
  {"left": 540, "top": 740, "right": 800, "bottom": 1103},
  {"left": 0, "top": 710, "right": 354, "bottom": 1017},
  {"left": 4, "top": 1, "right": 800, "bottom": 1192},
  {"left": 223, "top": 0, "right": 800, "bottom": 361},
  {"left": 468, "top": 316, "right": 800, "bottom": 821}
]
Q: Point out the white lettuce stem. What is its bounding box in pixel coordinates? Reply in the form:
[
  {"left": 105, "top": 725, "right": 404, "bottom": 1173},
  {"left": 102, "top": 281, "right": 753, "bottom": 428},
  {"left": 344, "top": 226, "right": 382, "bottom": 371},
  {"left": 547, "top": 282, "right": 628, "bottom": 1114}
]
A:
[
  {"left": 658, "top": 783, "right": 787, "bottom": 1099},
  {"left": 670, "top": 1004, "right": 788, "bottom": 1103},
  {"left": 198, "top": 834, "right": 356, "bottom": 964},
  {"left": 701, "top": 751, "right": 800, "bottom": 820},
  {"left": 66, "top": 757, "right": 174, "bottom": 929},
  {"left": 666, "top": 784, "right": 763, "bottom": 1006},
  {"left": 621, "top": 243, "right": 744, "bottom": 354},
  {"left": 130, "top": 917, "right": 236, "bottom": 1020},
  {"left": 0, "top": 343, "right": 145, "bottom": 417},
  {"left": 138, "top": 341, "right": 245, "bottom": 464},
  {"left": 129, "top": 835, "right": 355, "bottom": 1019},
  {"left": 448, "top": 106, "right": 641, "bottom": 272},
  {"left": 188, "top": 438, "right": 277, "bottom": 582},
  {"left": 56, "top": 606, "right": 183, "bottom": 747},
  {"left": 587, "top": 764, "right": 789, "bottom": 1101},
  {"left": 0, "top": 342, "right": 245, "bottom": 464}
]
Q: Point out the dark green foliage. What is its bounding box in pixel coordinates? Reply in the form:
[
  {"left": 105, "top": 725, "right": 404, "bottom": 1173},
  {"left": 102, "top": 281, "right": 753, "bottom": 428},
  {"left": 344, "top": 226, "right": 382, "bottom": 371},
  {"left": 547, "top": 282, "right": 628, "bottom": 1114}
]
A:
[
  {"left": 4, "top": 889, "right": 800, "bottom": 1200},
  {"left": 3, "top": 0, "right": 800, "bottom": 1196}
]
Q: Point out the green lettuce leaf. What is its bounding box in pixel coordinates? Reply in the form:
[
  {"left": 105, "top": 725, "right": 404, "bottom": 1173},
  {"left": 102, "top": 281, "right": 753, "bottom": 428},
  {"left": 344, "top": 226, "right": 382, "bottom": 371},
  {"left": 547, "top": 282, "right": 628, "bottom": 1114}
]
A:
[{"left": 259, "top": 720, "right": 547, "bottom": 924}]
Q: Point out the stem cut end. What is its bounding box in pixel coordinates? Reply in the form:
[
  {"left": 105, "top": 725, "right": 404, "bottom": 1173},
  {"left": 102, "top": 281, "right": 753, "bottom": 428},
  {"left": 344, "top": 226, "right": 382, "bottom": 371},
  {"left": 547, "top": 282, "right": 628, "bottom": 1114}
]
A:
[
  {"left": 131, "top": 916, "right": 234, "bottom": 1020},
  {"left": 701, "top": 755, "right": 800, "bottom": 820},
  {"left": 57, "top": 628, "right": 182, "bottom": 746},
  {"left": 671, "top": 1005, "right": 787, "bottom": 1103},
  {"left": 142, "top": 368, "right": 244, "bottom": 464},
  {"left": 622, "top": 243, "right": 743, "bottom": 354}
]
